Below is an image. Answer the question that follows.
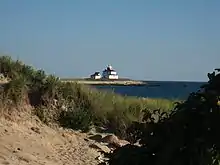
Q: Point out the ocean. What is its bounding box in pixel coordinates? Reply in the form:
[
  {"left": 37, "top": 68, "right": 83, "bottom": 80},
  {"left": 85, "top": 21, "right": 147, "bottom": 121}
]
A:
[{"left": 92, "top": 81, "right": 206, "bottom": 100}]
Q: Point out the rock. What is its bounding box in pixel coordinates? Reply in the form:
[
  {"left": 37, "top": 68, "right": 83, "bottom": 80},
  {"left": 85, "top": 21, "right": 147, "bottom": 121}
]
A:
[
  {"left": 101, "top": 135, "right": 118, "bottom": 143},
  {"left": 89, "top": 134, "right": 103, "bottom": 142},
  {"left": 101, "top": 135, "right": 120, "bottom": 148},
  {"left": 96, "top": 154, "right": 109, "bottom": 164},
  {"left": 134, "top": 139, "right": 142, "bottom": 147},
  {"left": 89, "top": 143, "right": 111, "bottom": 153},
  {"left": 119, "top": 139, "right": 130, "bottom": 147},
  {"left": 101, "top": 135, "right": 130, "bottom": 148}
]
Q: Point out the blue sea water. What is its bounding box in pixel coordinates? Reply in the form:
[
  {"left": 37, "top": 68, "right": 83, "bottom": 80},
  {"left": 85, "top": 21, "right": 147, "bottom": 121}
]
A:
[{"left": 92, "top": 81, "right": 206, "bottom": 100}]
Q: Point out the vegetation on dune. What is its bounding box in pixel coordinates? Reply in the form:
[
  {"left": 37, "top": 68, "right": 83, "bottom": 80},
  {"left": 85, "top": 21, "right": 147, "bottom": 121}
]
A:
[
  {"left": 103, "top": 69, "right": 220, "bottom": 165},
  {"left": 4, "top": 55, "right": 219, "bottom": 164},
  {"left": 0, "top": 55, "right": 175, "bottom": 137}
]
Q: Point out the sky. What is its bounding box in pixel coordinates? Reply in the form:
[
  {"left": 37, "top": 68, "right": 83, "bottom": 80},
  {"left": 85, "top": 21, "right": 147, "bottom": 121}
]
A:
[{"left": 0, "top": 0, "right": 219, "bottom": 81}]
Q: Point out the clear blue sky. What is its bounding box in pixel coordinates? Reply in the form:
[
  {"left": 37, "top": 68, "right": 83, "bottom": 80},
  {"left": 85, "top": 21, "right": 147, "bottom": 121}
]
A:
[{"left": 0, "top": 0, "right": 219, "bottom": 81}]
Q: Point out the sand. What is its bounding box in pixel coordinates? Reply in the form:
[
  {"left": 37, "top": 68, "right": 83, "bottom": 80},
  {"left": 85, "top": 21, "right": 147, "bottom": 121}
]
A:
[{"left": 0, "top": 115, "right": 102, "bottom": 165}]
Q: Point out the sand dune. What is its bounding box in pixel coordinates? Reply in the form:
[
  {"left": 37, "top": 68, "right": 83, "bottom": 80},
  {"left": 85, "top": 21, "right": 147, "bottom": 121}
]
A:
[{"left": 0, "top": 114, "right": 101, "bottom": 165}]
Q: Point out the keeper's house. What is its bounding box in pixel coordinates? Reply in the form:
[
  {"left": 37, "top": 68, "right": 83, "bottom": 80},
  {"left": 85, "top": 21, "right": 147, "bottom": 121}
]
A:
[{"left": 90, "top": 72, "right": 101, "bottom": 80}]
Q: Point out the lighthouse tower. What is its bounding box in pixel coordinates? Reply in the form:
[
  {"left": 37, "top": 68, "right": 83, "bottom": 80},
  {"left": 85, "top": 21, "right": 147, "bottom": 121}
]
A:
[{"left": 102, "top": 65, "right": 118, "bottom": 80}]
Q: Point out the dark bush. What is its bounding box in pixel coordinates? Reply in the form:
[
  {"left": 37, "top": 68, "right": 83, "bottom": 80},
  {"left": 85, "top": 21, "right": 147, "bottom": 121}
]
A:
[{"left": 104, "top": 69, "right": 220, "bottom": 165}]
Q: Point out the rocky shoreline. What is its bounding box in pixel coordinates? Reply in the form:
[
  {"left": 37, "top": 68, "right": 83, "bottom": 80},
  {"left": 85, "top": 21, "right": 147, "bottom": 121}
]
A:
[{"left": 61, "top": 80, "right": 147, "bottom": 86}]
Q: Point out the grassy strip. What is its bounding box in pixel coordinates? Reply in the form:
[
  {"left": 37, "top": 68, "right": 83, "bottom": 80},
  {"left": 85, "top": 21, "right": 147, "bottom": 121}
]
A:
[{"left": 0, "top": 56, "right": 176, "bottom": 137}]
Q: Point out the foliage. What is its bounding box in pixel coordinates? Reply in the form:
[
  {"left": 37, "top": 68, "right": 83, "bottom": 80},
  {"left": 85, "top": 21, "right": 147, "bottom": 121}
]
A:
[
  {"left": 2, "top": 76, "right": 28, "bottom": 105},
  {"left": 0, "top": 55, "right": 175, "bottom": 137},
  {"left": 103, "top": 69, "right": 220, "bottom": 165},
  {"left": 59, "top": 107, "right": 94, "bottom": 132}
]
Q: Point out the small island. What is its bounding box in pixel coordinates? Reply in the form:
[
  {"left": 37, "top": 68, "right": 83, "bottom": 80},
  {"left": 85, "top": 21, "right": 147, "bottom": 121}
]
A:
[{"left": 61, "top": 65, "right": 147, "bottom": 86}]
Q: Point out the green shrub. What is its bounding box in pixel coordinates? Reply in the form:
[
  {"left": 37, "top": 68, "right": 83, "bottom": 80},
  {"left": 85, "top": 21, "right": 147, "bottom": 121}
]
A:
[
  {"left": 59, "top": 107, "right": 94, "bottom": 132},
  {"left": 3, "top": 76, "right": 28, "bottom": 105}
]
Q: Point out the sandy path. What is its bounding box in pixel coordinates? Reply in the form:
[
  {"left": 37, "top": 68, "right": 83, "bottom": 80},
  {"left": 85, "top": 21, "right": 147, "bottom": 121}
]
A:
[{"left": 0, "top": 116, "right": 101, "bottom": 165}]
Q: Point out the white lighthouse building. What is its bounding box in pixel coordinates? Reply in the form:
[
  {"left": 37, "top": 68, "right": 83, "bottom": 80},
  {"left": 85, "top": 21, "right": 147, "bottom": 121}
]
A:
[
  {"left": 102, "top": 65, "right": 119, "bottom": 80},
  {"left": 90, "top": 65, "right": 119, "bottom": 80}
]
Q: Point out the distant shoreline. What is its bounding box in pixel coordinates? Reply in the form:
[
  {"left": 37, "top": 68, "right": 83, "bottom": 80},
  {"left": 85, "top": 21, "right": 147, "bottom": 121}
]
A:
[
  {"left": 61, "top": 78, "right": 147, "bottom": 86},
  {"left": 0, "top": 78, "right": 147, "bottom": 86}
]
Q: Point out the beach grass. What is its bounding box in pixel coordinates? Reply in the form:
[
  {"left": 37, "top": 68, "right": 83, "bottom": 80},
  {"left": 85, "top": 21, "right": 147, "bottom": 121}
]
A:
[{"left": 0, "top": 55, "right": 177, "bottom": 137}]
